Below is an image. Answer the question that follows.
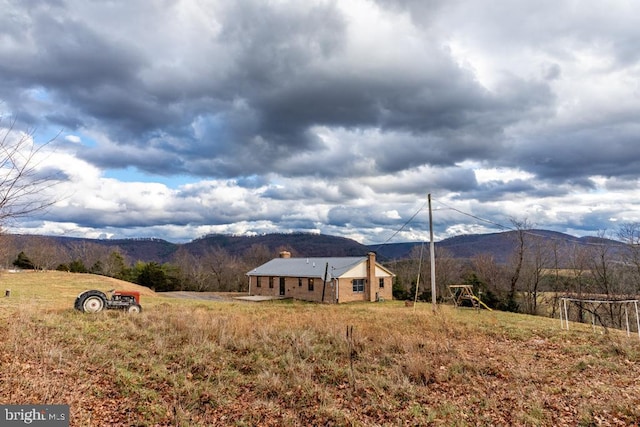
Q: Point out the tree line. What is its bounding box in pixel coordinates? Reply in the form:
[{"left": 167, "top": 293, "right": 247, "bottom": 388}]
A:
[{"left": 0, "top": 235, "right": 278, "bottom": 292}]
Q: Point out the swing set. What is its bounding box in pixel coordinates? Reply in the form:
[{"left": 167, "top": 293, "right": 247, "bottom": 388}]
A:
[{"left": 449, "top": 285, "right": 492, "bottom": 311}]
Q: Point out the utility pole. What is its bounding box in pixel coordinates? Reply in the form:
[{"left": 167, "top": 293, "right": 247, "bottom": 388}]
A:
[
  {"left": 429, "top": 194, "right": 437, "bottom": 310},
  {"left": 321, "top": 262, "right": 329, "bottom": 303}
]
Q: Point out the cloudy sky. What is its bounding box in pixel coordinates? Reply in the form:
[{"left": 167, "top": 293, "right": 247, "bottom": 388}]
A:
[{"left": 1, "top": 0, "right": 639, "bottom": 244}]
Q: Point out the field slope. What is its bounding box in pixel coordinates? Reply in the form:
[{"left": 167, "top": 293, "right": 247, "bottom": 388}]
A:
[{"left": 1, "top": 271, "right": 639, "bottom": 426}]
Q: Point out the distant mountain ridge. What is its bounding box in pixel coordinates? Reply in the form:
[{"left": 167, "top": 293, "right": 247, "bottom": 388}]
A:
[
  {"left": 3, "top": 230, "right": 625, "bottom": 266},
  {"left": 185, "top": 233, "right": 370, "bottom": 258},
  {"left": 373, "top": 229, "right": 625, "bottom": 264}
]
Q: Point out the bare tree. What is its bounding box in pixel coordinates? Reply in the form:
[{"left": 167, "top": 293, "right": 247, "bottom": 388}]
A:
[
  {"left": 471, "top": 253, "right": 504, "bottom": 293},
  {"left": 434, "top": 247, "right": 463, "bottom": 300},
  {"left": 588, "top": 231, "right": 620, "bottom": 297},
  {"left": 65, "top": 241, "right": 111, "bottom": 272},
  {"left": 520, "top": 235, "right": 552, "bottom": 315},
  {"left": 0, "top": 232, "right": 17, "bottom": 268},
  {"left": 505, "top": 218, "right": 533, "bottom": 311},
  {"left": 204, "top": 247, "right": 241, "bottom": 291},
  {"left": 383, "top": 246, "right": 424, "bottom": 300},
  {"left": 0, "top": 118, "right": 59, "bottom": 224},
  {"left": 616, "top": 222, "right": 640, "bottom": 293},
  {"left": 566, "top": 243, "right": 592, "bottom": 297},
  {"left": 101, "top": 249, "right": 129, "bottom": 279},
  {"left": 172, "top": 247, "right": 209, "bottom": 291},
  {"left": 546, "top": 238, "right": 569, "bottom": 318},
  {"left": 587, "top": 231, "right": 627, "bottom": 328},
  {"left": 24, "top": 236, "right": 65, "bottom": 270},
  {"left": 243, "top": 243, "right": 273, "bottom": 268}
]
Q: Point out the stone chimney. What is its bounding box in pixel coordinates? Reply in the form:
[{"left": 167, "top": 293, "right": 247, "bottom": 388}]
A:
[
  {"left": 366, "top": 252, "right": 376, "bottom": 302},
  {"left": 279, "top": 251, "right": 291, "bottom": 258}
]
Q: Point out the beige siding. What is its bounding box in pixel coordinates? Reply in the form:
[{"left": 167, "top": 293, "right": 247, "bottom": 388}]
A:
[
  {"left": 340, "top": 263, "right": 367, "bottom": 278},
  {"left": 336, "top": 277, "right": 367, "bottom": 303},
  {"left": 250, "top": 274, "right": 393, "bottom": 303},
  {"left": 336, "top": 275, "right": 393, "bottom": 303},
  {"left": 376, "top": 276, "right": 393, "bottom": 301},
  {"left": 283, "top": 276, "right": 328, "bottom": 302}
]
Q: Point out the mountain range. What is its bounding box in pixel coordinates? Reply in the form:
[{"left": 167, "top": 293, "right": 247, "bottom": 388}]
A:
[
  {"left": 4, "top": 230, "right": 626, "bottom": 266},
  {"left": 373, "top": 229, "right": 625, "bottom": 264}
]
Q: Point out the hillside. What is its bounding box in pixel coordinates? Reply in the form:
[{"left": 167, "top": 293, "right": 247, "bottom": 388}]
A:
[
  {"left": 372, "top": 229, "right": 626, "bottom": 264},
  {"left": 83, "top": 238, "right": 179, "bottom": 263},
  {"left": 1, "top": 271, "right": 639, "bottom": 425},
  {"left": 0, "top": 270, "right": 155, "bottom": 309},
  {"left": 184, "top": 232, "right": 372, "bottom": 258},
  {"left": 3, "top": 229, "right": 627, "bottom": 267}
]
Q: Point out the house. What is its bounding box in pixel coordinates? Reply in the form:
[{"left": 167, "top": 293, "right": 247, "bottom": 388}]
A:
[{"left": 246, "top": 251, "right": 394, "bottom": 303}]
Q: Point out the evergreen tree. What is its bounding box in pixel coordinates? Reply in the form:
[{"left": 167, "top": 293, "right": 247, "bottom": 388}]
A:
[
  {"left": 137, "top": 262, "right": 169, "bottom": 291},
  {"left": 13, "top": 251, "right": 35, "bottom": 270},
  {"left": 68, "top": 259, "right": 88, "bottom": 273}
]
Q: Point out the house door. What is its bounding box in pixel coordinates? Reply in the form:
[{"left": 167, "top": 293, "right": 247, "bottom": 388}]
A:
[{"left": 279, "top": 277, "right": 286, "bottom": 296}]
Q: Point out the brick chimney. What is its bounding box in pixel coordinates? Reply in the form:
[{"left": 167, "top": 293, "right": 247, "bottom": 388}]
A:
[
  {"left": 367, "top": 252, "right": 376, "bottom": 302},
  {"left": 279, "top": 251, "right": 291, "bottom": 258}
]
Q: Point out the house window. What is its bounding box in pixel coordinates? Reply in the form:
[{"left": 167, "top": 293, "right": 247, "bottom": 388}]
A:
[
  {"left": 379, "top": 278, "right": 385, "bottom": 288},
  {"left": 308, "top": 278, "right": 314, "bottom": 291},
  {"left": 256, "top": 277, "right": 262, "bottom": 288},
  {"left": 269, "top": 277, "right": 274, "bottom": 288},
  {"left": 298, "top": 277, "right": 302, "bottom": 287},
  {"left": 352, "top": 279, "right": 365, "bottom": 293}
]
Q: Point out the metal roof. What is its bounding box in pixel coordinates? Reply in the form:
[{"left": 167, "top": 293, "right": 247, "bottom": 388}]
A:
[{"left": 246, "top": 257, "right": 367, "bottom": 280}]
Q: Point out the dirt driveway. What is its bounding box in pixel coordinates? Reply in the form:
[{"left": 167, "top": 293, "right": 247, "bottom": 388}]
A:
[{"left": 161, "top": 291, "right": 248, "bottom": 301}]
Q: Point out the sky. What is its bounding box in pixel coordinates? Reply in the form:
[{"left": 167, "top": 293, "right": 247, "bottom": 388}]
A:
[{"left": 1, "top": 0, "right": 640, "bottom": 244}]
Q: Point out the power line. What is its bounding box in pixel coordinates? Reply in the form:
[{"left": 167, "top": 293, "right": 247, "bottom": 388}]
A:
[
  {"left": 433, "top": 198, "right": 621, "bottom": 249},
  {"left": 434, "top": 199, "right": 511, "bottom": 231},
  {"left": 370, "top": 196, "right": 429, "bottom": 253},
  {"left": 371, "top": 195, "right": 622, "bottom": 250}
]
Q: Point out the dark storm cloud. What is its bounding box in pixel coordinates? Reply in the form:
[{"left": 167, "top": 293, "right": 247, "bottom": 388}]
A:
[
  {"left": 0, "top": 0, "right": 558, "bottom": 181},
  {"left": 253, "top": 50, "right": 489, "bottom": 135},
  {"left": 79, "top": 143, "right": 187, "bottom": 176},
  {"left": 367, "top": 166, "right": 478, "bottom": 195},
  {"left": 563, "top": 210, "right": 618, "bottom": 235},
  {"left": 262, "top": 183, "right": 344, "bottom": 203},
  {"left": 42, "top": 208, "right": 187, "bottom": 229},
  {"left": 173, "top": 56, "right": 553, "bottom": 180},
  {"left": 463, "top": 179, "right": 537, "bottom": 202},
  {"left": 0, "top": 3, "right": 144, "bottom": 125},
  {"left": 510, "top": 123, "right": 640, "bottom": 181},
  {"left": 59, "top": 1, "right": 352, "bottom": 175}
]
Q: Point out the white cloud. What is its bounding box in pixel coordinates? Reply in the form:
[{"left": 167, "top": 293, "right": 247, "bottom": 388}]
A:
[
  {"left": 64, "top": 135, "right": 81, "bottom": 144},
  {"left": 2, "top": 0, "right": 640, "bottom": 244},
  {"left": 472, "top": 166, "right": 535, "bottom": 185}
]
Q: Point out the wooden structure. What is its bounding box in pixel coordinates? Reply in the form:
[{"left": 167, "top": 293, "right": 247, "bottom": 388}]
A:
[{"left": 449, "top": 285, "right": 492, "bottom": 311}]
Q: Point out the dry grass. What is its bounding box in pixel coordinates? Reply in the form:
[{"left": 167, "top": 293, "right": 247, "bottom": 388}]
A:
[
  {"left": 0, "top": 270, "right": 155, "bottom": 309},
  {"left": 1, "top": 271, "right": 639, "bottom": 426}
]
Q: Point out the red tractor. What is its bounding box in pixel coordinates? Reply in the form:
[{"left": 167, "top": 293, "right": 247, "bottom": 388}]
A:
[{"left": 75, "top": 289, "right": 142, "bottom": 313}]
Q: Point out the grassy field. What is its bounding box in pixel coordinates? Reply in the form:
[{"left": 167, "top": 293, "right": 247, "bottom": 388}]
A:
[{"left": 1, "top": 271, "right": 639, "bottom": 426}]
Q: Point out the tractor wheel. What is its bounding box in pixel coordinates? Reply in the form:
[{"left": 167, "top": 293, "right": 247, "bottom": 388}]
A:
[
  {"left": 127, "top": 304, "right": 142, "bottom": 314},
  {"left": 77, "top": 290, "right": 107, "bottom": 313}
]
